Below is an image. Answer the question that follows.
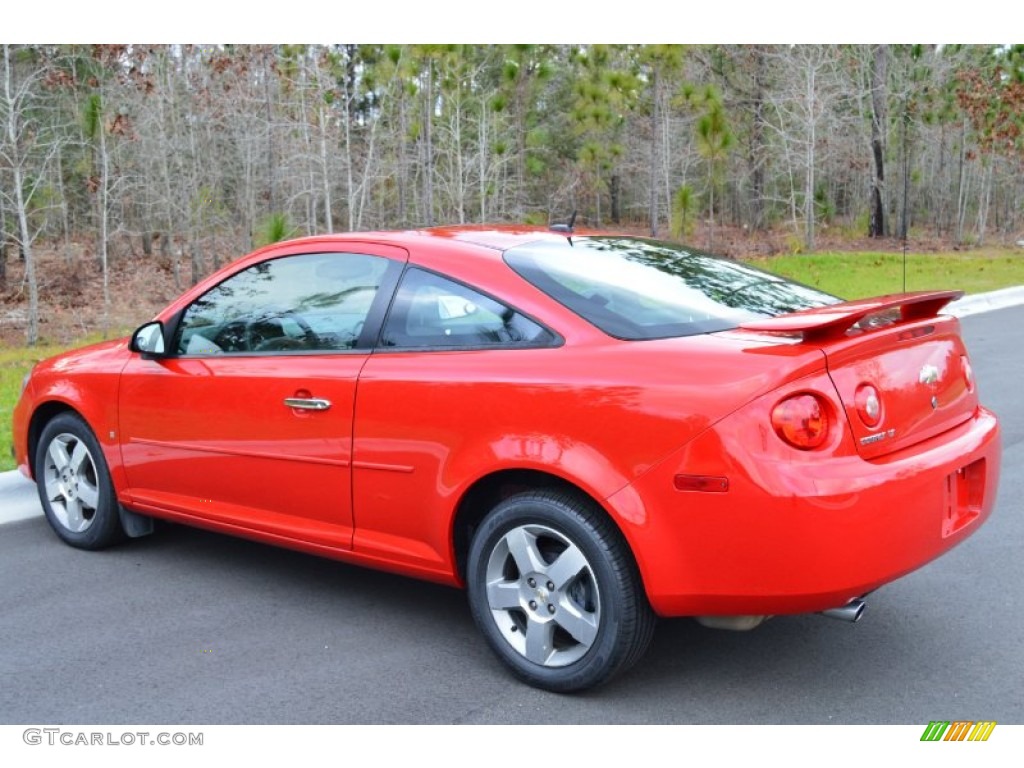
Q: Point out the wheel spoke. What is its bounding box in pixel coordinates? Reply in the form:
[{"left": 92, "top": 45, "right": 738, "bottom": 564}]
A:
[
  {"left": 64, "top": 497, "right": 85, "bottom": 532},
  {"left": 48, "top": 439, "right": 71, "bottom": 471},
  {"left": 44, "top": 477, "right": 63, "bottom": 503},
  {"left": 524, "top": 617, "right": 556, "bottom": 665},
  {"left": 545, "top": 543, "right": 589, "bottom": 590},
  {"left": 554, "top": 601, "right": 599, "bottom": 647},
  {"left": 504, "top": 527, "right": 545, "bottom": 575},
  {"left": 77, "top": 479, "right": 100, "bottom": 511},
  {"left": 69, "top": 441, "right": 90, "bottom": 474},
  {"left": 486, "top": 579, "right": 522, "bottom": 611}
]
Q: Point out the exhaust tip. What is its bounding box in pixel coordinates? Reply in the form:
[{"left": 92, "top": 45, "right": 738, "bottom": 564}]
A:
[{"left": 820, "top": 598, "right": 866, "bottom": 623}]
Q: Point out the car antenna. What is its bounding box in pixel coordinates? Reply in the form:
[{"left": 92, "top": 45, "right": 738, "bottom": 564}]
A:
[{"left": 549, "top": 211, "right": 577, "bottom": 244}]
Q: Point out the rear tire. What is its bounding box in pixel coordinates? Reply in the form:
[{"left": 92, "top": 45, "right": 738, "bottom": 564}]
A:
[
  {"left": 35, "top": 413, "right": 124, "bottom": 550},
  {"left": 466, "top": 490, "right": 655, "bottom": 692}
]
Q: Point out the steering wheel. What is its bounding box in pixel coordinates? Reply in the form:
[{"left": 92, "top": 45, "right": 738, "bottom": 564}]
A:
[
  {"left": 248, "top": 310, "right": 320, "bottom": 351},
  {"left": 212, "top": 320, "right": 250, "bottom": 352},
  {"left": 211, "top": 311, "right": 320, "bottom": 352}
]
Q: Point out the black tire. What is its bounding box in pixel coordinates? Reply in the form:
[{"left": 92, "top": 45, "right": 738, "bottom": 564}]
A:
[
  {"left": 466, "top": 490, "right": 656, "bottom": 692},
  {"left": 34, "top": 412, "right": 124, "bottom": 550}
]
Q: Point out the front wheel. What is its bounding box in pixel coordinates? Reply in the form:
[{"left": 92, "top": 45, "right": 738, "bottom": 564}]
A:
[
  {"left": 466, "top": 490, "right": 655, "bottom": 692},
  {"left": 35, "top": 412, "right": 124, "bottom": 550}
]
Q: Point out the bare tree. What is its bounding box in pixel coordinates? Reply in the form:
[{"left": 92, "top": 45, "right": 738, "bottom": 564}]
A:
[
  {"left": 0, "top": 45, "right": 64, "bottom": 345},
  {"left": 868, "top": 44, "right": 888, "bottom": 237},
  {"left": 766, "top": 45, "right": 845, "bottom": 251}
]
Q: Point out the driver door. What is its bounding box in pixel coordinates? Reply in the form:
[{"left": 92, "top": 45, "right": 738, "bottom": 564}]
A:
[{"left": 118, "top": 246, "right": 405, "bottom": 551}]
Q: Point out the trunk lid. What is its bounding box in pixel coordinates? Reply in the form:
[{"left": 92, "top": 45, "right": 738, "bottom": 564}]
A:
[{"left": 740, "top": 291, "right": 978, "bottom": 459}]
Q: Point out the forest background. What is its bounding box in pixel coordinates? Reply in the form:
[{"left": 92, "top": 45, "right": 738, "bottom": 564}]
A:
[{"left": 1, "top": 42, "right": 1022, "bottom": 348}]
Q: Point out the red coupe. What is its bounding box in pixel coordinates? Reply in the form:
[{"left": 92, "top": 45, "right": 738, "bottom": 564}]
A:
[{"left": 11, "top": 227, "right": 1001, "bottom": 691}]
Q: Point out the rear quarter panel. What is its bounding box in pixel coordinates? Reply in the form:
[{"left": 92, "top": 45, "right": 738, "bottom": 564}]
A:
[{"left": 351, "top": 336, "right": 827, "bottom": 578}]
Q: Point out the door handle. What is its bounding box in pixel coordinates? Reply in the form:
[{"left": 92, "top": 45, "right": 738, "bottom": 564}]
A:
[{"left": 284, "top": 397, "right": 332, "bottom": 411}]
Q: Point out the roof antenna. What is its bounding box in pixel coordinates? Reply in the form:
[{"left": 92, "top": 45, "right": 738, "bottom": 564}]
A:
[
  {"left": 901, "top": 94, "right": 910, "bottom": 293},
  {"left": 549, "top": 210, "right": 577, "bottom": 234}
]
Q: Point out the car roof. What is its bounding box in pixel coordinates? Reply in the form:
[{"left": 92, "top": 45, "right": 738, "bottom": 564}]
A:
[
  {"left": 413, "top": 225, "right": 583, "bottom": 251},
  {"left": 268, "top": 225, "right": 596, "bottom": 256}
]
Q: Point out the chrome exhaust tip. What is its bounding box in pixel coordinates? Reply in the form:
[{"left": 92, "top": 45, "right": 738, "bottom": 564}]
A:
[{"left": 820, "top": 598, "right": 866, "bottom": 623}]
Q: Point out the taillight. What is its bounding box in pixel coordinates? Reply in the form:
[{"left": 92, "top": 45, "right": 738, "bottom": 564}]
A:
[
  {"left": 854, "top": 384, "right": 882, "bottom": 427},
  {"left": 771, "top": 393, "right": 830, "bottom": 450},
  {"left": 961, "top": 355, "right": 975, "bottom": 393}
]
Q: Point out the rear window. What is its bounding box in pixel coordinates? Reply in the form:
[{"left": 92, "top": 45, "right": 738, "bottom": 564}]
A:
[{"left": 504, "top": 237, "right": 839, "bottom": 340}]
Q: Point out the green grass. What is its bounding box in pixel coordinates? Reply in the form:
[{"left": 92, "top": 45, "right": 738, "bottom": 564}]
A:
[{"left": 743, "top": 250, "right": 1024, "bottom": 299}]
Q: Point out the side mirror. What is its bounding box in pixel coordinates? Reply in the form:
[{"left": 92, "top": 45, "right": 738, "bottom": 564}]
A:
[{"left": 130, "top": 321, "right": 167, "bottom": 358}]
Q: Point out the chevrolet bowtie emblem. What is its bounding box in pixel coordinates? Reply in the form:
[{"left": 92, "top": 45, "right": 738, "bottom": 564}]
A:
[{"left": 919, "top": 364, "right": 940, "bottom": 385}]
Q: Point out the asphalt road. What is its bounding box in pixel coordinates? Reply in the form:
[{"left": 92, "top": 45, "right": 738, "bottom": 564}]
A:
[{"left": 0, "top": 306, "right": 1021, "bottom": 725}]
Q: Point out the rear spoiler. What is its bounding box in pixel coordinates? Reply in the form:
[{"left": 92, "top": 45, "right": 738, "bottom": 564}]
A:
[{"left": 739, "top": 290, "right": 963, "bottom": 343}]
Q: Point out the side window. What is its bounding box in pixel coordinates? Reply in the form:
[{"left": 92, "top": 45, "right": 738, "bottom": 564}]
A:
[
  {"left": 380, "top": 268, "right": 555, "bottom": 349},
  {"left": 174, "top": 253, "right": 390, "bottom": 355}
]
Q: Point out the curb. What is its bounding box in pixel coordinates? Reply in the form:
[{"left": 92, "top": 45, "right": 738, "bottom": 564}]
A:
[
  {"left": 0, "top": 470, "right": 40, "bottom": 525},
  {"left": 946, "top": 286, "right": 1024, "bottom": 318}
]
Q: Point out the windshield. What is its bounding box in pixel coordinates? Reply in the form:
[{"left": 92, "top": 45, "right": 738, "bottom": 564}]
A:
[{"left": 504, "top": 236, "right": 840, "bottom": 340}]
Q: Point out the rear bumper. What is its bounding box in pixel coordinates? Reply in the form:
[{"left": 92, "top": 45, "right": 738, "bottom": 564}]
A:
[{"left": 610, "top": 406, "right": 1001, "bottom": 617}]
